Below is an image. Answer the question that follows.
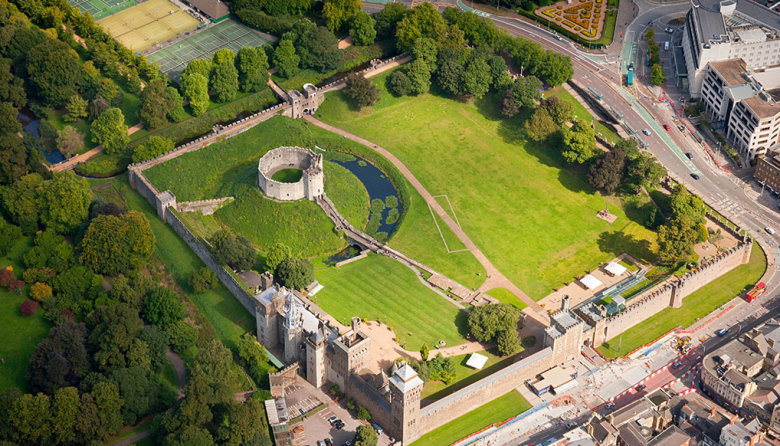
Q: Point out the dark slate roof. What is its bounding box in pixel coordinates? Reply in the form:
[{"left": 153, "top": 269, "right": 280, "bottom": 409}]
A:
[{"left": 186, "top": 0, "right": 229, "bottom": 20}]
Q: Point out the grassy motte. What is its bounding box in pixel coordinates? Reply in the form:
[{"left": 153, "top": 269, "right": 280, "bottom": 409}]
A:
[
  {"left": 411, "top": 390, "right": 531, "bottom": 446},
  {"left": 0, "top": 236, "right": 51, "bottom": 392},
  {"left": 314, "top": 254, "right": 467, "bottom": 350},
  {"left": 598, "top": 243, "right": 766, "bottom": 357},
  {"left": 317, "top": 70, "right": 657, "bottom": 299}
]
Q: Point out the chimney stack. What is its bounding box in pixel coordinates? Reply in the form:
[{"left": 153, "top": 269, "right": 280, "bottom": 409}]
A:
[{"left": 562, "top": 296, "right": 570, "bottom": 312}]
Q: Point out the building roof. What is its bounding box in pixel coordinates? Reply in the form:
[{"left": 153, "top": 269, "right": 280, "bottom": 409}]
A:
[
  {"left": 647, "top": 425, "right": 692, "bottom": 446},
  {"left": 531, "top": 366, "right": 577, "bottom": 392},
  {"left": 613, "top": 398, "right": 655, "bottom": 427},
  {"left": 238, "top": 270, "right": 263, "bottom": 289},
  {"left": 710, "top": 59, "right": 748, "bottom": 85},
  {"left": 580, "top": 274, "right": 603, "bottom": 290},
  {"left": 389, "top": 364, "right": 423, "bottom": 393},
  {"left": 264, "top": 398, "right": 290, "bottom": 425},
  {"left": 186, "top": 0, "right": 229, "bottom": 20},
  {"left": 743, "top": 93, "right": 780, "bottom": 120},
  {"left": 465, "top": 353, "right": 488, "bottom": 369},
  {"left": 605, "top": 262, "right": 627, "bottom": 276}
]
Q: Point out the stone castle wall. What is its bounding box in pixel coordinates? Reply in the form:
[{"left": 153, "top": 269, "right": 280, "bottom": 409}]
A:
[
  {"left": 257, "top": 146, "right": 324, "bottom": 201},
  {"left": 177, "top": 197, "right": 234, "bottom": 215},
  {"left": 417, "top": 348, "right": 554, "bottom": 439}
]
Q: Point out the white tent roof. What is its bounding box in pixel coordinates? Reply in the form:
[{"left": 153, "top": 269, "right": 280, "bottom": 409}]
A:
[
  {"left": 465, "top": 353, "right": 489, "bottom": 369},
  {"left": 605, "top": 262, "right": 627, "bottom": 276},
  {"left": 579, "top": 274, "right": 602, "bottom": 290}
]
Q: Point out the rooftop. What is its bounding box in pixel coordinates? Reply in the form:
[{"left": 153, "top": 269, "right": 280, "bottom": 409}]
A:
[
  {"left": 185, "top": 0, "right": 229, "bottom": 20},
  {"left": 264, "top": 398, "right": 290, "bottom": 425},
  {"left": 389, "top": 364, "right": 424, "bottom": 393},
  {"left": 647, "top": 426, "right": 692, "bottom": 446},
  {"left": 710, "top": 59, "right": 748, "bottom": 85}
]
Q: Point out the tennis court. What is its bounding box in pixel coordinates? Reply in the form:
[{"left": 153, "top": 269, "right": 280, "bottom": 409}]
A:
[
  {"left": 148, "top": 19, "right": 273, "bottom": 80},
  {"left": 68, "top": 0, "right": 137, "bottom": 20},
  {"left": 98, "top": 0, "right": 200, "bottom": 52}
]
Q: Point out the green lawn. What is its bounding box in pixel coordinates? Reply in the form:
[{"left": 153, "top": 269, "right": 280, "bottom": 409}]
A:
[
  {"left": 412, "top": 390, "right": 532, "bottom": 446},
  {"left": 105, "top": 175, "right": 256, "bottom": 350},
  {"left": 0, "top": 236, "right": 51, "bottom": 393},
  {"left": 421, "top": 350, "right": 518, "bottom": 400},
  {"left": 486, "top": 288, "right": 527, "bottom": 310},
  {"left": 271, "top": 168, "right": 303, "bottom": 183},
  {"left": 598, "top": 243, "right": 766, "bottom": 357},
  {"left": 317, "top": 70, "right": 658, "bottom": 299},
  {"left": 324, "top": 160, "right": 370, "bottom": 230},
  {"left": 314, "top": 254, "right": 467, "bottom": 350},
  {"left": 547, "top": 86, "right": 619, "bottom": 145}
]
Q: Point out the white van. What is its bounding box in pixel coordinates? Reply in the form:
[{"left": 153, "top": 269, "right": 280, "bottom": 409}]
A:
[
  {"left": 766, "top": 227, "right": 776, "bottom": 235},
  {"left": 664, "top": 41, "right": 670, "bottom": 51}
]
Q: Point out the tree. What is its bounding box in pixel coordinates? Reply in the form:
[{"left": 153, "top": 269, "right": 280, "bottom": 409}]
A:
[
  {"left": 40, "top": 171, "right": 91, "bottom": 234},
  {"left": 405, "top": 59, "right": 432, "bottom": 96},
  {"left": 56, "top": 126, "right": 84, "bottom": 159},
  {"left": 143, "top": 286, "right": 184, "bottom": 329},
  {"left": 467, "top": 303, "right": 521, "bottom": 348},
  {"left": 651, "top": 64, "right": 665, "bottom": 85},
  {"left": 420, "top": 342, "right": 429, "bottom": 361},
  {"left": 210, "top": 49, "right": 239, "bottom": 103},
  {"left": 26, "top": 39, "right": 82, "bottom": 107},
  {"left": 132, "top": 136, "right": 174, "bottom": 163},
  {"left": 510, "top": 75, "right": 542, "bottom": 109},
  {"left": 435, "top": 46, "right": 467, "bottom": 96},
  {"left": 30, "top": 282, "right": 52, "bottom": 301},
  {"left": 350, "top": 11, "right": 377, "bottom": 46},
  {"left": 395, "top": 2, "right": 447, "bottom": 51},
  {"left": 22, "top": 229, "right": 74, "bottom": 273},
  {"left": 213, "top": 400, "right": 266, "bottom": 445},
  {"left": 540, "top": 96, "right": 573, "bottom": 126},
  {"left": 343, "top": 74, "right": 380, "bottom": 109},
  {"left": 90, "top": 304, "right": 143, "bottom": 372},
  {"left": 110, "top": 366, "right": 158, "bottom": 426},
  {"left": 588, "top": 149, "right": 627, "bottom": 194},
  {"left": 51, "top": 387, "right": 79, "bottom": 445},
  {"left": 20, "top": 299, "right": 39, "bottom": 315},
  {"left": 91, "top": 381, "right": 124, "bottom": 436},
  {"left": 412, "top": 37, "right": 438, "bottom": 72},
  {"left": 182, "top": 73, "right": 209, "bottom": 116},
  {"left": 461, "top": 56, "right": 492, "bottom": 99},
  {"left": 0, "top": 58, "right": 27, "bottom": 109},
  {"left": 0, "top": 220, "right": 21, "bottom": 256},
  {"left": 428, "top": 354, "right": 456, "bottom": 383},
  {"left": 354, "top": 424, "right": 378, "bottom": 446},
  {"left": 669, "top": 184, "right": 704, "bottom": 223},
  {"left": 139, "top": 326, "right": 169, "bottom": 373},
  {"left": 388, "top": 70, "right": 412, "bottom": 96},
  {"left": 561, "top": 121, "right": 597, "bottom": 164},
  {"left": 496, "top": 328, "right": 522, "bottom": 356},
  {"left": 537, "top": 51, "right": 573, "bottom": 86},
  {"left": 358, "top": 406, "right": 371, "bottom": 420},
  {"left": 627, "top": 152, "right": 667, "bottom": 190},
  {"left": 273, "top": 39, "right": 300, "bottom": 78},
  {"left": 265, "top": 242, "right": 291, "bottom": 271},
  {"left": 165, "top": 87, "right": 188, "bottom": 122},
  {"left": 165, "top": 320, "right": 198, "bottom": 355},
  {"left": 292, "top": 26, "right": 343, "bottom": 73},
  {"left": 0, "top": 133, "right": 29, "bottom": 187},
  {"left": 64, "top": 95, "right": 88, "bottom": 123},
  {"left": 237, "top": 46, "right": 269, "bottom": 93},
  {"left": 0, "top": 102, "right": 20, "bottom": 136},
  {"left": 27, "top": 320, "right": 90, "bottom": 394},
  {"left": 91, "top": 108, "right": 129, "bottom": 154},
  {"left": 275, "top": 257, "right": 314, "bottom": 290},
  {"left": 181, "top": 58, "right": 212, "bottom": 84},
  {"left": 88, "top": 96, "right": 111, "bottom": 121},
  {"left": 7, "top": 392, "right": 52, "bottom": 444},
  {"left": 139, "top": 78, "right": 174, "bottom": 129},
  {"left": 657, "top": 216, "right": 699, "bottom": 261},
  {"left": 209, "top": 229, "right": 256, "bottom": 271},
  {"left": 322, "top": 0, "right": 362, "bottom": 32},
  {"left": 79, "top": 210, "right": 156, "bottom": 275},
  {"left": 500, "top": 89, "right": 520, "bottom": 117},
  {"left": 189, "top": 266, "right": 218, "bottom": 294},
  {"left": 523, "top": 108, "right": 558, "bottom": 142},
  {"left": 0, "top": 269, "right": 15, "bottom": 288},
  {"left": 374, "top": 2, "right": 407, "bottom": 37},
  {"left": 2, "top": 172, "right": 44, "bottom": 233}
]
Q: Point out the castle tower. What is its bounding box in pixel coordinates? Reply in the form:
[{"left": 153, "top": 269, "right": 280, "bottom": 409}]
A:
[
  {"left": 305, "top": 326, "right": 326, "bottom": 388},
  {"left": 282, "top": 294, "right": 303, "bottom": 363},
  {"left": 260, "top": 271, "right": 274, "bottom": 291},
  {"left": 255, "top": 289, "right": 280, "bottom": 349},
  {"left": 389, "top": 363, "right": 423, "bottom": 444},
  {"left": 741, "top": 236, "right": 753, "bottom": 264},
  {"left": 303, "top": 153, "right": 324, "bottom": 200}
]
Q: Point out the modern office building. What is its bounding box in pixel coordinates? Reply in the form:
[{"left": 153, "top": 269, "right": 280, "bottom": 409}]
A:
[
  {"left": 682, "top": 0, "right": 780, "bottom": 99},
  {"left": 698, "top": 58, "right": 780, "bottom": 159}
]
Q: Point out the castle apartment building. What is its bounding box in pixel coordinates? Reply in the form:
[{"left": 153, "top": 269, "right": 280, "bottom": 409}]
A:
[
  {"left": 701, "top": 319, "right": 780, "bottom": 422},
  {"left": 699, "top": 59, "right": 780, "bottom": 159},
  {"left": 682, "top": 0, "right": 780, "bottom": 99}
]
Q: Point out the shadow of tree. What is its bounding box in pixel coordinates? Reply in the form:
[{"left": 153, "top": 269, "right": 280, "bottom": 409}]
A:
[{"left": 597, "top": 229, "right": 656, "bottom": 265}]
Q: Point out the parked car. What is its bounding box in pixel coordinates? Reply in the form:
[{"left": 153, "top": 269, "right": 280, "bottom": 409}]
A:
[
  {"left": 636, "top": 384, "right": 646, "bottom": 391},
  {"left": 334, "top": 420, "right": 345, "bottom": 430},
  {"left": 685, "top": 152, "right": 693, "bottom": 159},
  {"left": 317, "top": 441, "right": 326, "bottom": 446},
  {"left": 292, "top": 426, "right": 304, "bottom": 434},
  {"left": 343, "top": 442, "right": 352, "bottom": 446},
  {"left": 642, "top": 129, "right": 652, "bottom": 136},
  {"left": 671, "top": 362, "right": 682, "bottom": 369},
  {"left": 717, "top": 328, "right": 729, "bottom": 337},
  {"left": 663, "top": 124, "right": 671, "bottom": 130},
  {"left": 325, "top": 439, "right": 333, "bottom": 446},
  {"left": 605, "top": 402, "right": 615, "bottom": 409},
  {"left": 327, "top": 416, "right": 339, "bottom": 425},
  {"left": 372, "top": 423, "right": 384, "bottom": 435}
]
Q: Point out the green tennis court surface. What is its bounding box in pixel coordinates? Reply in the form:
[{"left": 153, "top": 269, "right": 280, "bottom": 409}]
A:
[
  {"left": 148, "top": 19, "right": 273, "bottom": 80},
  {"left": 68, "top": 0, "right": 137, "bottom": 20}
]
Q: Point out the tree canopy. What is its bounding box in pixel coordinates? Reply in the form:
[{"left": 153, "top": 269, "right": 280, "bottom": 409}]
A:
[
  {"left": 588, "top": 148, "right": 627, "bottom": 194},
  {"left": 210, "top": 49, "right": 239, "bottom": 103},
  {"left": 236, "top": 46, "right": 269, "bottom": 93},
  {"left": 91, "top": 108, "right": 129, "bottom": 154},
  {"left": 350, "top": 11, "right": 377, "bottom": 46},
  {"left": 343, "top": 74, "right": 380, "bottom": 109},
  {"left": 275, "top": 257, "right": 314, "bottom": 290},
  {"left": 26, "top": 39, "right": 82, "bottom": 107},
  {"left": 182, "top": 73, "right": 209, "bottom": 116},
  {"left": 561, "top": 121, "right": 597, "bottom": 164},
  {"left": 79, "top": 210, "right": 156, "bottom": 275},
  {"left": 467, "top": 303, "right": 522, "bottom": 355}
]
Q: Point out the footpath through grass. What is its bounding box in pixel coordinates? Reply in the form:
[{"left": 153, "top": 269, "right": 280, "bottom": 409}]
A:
[
  {"left": 411, "top": 390, "right": 531, "bottom": 446},
  {"left": 314, "top": 254, "right": 467, "bottom": 350},
  {"left": 317, "top": 70, "right": 657, "bottom": 299},
  {"left": 598, "top": 243, "right": 766, "bottom": 357},
  {"left": 0, "top": 236, "right": 51, "bottom": 393}
]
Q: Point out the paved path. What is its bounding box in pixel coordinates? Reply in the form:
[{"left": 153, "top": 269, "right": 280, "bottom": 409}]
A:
[
  {"left": 303, "top": 116, "right": 547, "bottom": 324},
  {"left": 49, "top": 123, "right": 144, "bottom": 172},
  {"left": 111, "top": 429, "right": 152, "bottom": 446},
  {"left": 166, "top": 349, "right": 186, "bottom": 397}
]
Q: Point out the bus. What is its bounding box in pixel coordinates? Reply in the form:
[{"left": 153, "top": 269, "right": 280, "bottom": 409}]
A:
[
  {"left": 745, "top": 282, "right": 766, "bottom": 302},
  {"left": 627, "top": 68, "right": 634, "bottom": 87}
]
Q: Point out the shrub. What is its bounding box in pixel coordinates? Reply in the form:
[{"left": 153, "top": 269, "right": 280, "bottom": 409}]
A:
[
  {"left": 347, "top": 397, "right": 356, "bottom": 410},
  {"left": 29, "top": 282, "right": 53, "bottom": 301},
  {"left": 0, "top": 269, "right": 15, "bottom": 287},
  {"left": 9, "top": 280, "right": 24, "bottom": 295},
  {"left": 165, "top": 320, "right": 199, "bottom": 354},
  {"left": 20, "top": 299, "right": 39, "bottom": 315},
  {"left": 189, "top": 267, "right": 218, "bottom": 294},
  {"left": 142, "top": 286, "right": 184, "bottom": 329},
  {"left": 357, "top": 407, "right": 371, "bottom": 420}
]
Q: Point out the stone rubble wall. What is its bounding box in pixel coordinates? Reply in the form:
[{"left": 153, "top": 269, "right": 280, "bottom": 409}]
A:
[{"left": 176, "top": 197, "right": 234, "bottom": 215}]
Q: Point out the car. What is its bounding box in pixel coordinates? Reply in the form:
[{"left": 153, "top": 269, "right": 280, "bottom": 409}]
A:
[
  {"left": 605, "top": 402, "right": 615, "bottom": 409},
  {"left": 372, "top": 423, "right": 384, "bottom": 435},
  {"left": 665, "top": 26, "right": 674, "bottom": 33},
  {"left": 642, "top": 129, "right": 651, "bottom": 136},
  {"left": 766, "top": 227, "right": 776, "bottom": 235},
  {"left": 325, "top": 439, "right": 333, "bottom": 446},
  {"left": 292, "top": 426, "right": 304, "bottom": 434},
  {"left": 663, "top": 124, "right": 671, "bottom": 131},
  {"left": 717, "top": 328, "right": 729, "bottom": 337},
  {"left": 691, "top": 173, "right": 700, "bottom": 180},
  {"left": 554, "top": 34, "right": 563, "bottom": 40},
  {"left": 685, "top": 152, "right": 693, "bottom": 159},
  {"left": 334, "top": 421, "right": 345, "bottom": 430},
  {"left": 636, "top": 384, "right": 646, "bottom": 391},
  {"left": 671, "top": 362, "right": 682, "bottom": 369},
  {"left": 343, "top": 442, "right": 352, "bottom": 446},
  {"left": 327, "top": 416, "right": 339, "bottom": 425},
  {"left": 317, "top": 441, "right": 326, "bottom": 446},
  {"left": 566, "top": 422, "right": 577, "bottom": 428}
]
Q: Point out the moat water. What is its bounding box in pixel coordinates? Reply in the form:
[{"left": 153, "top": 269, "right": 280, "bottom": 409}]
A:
[{"left": 331, "top": 154, "right": 400, "bottom": 243}]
